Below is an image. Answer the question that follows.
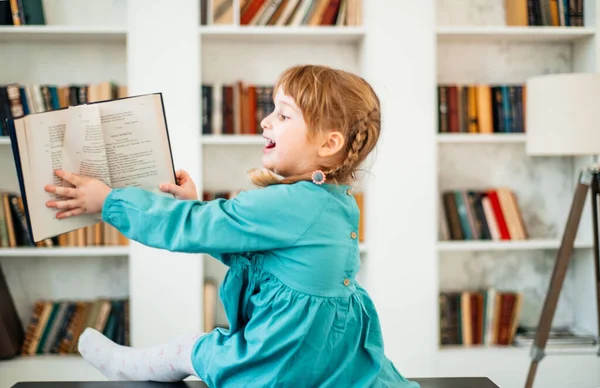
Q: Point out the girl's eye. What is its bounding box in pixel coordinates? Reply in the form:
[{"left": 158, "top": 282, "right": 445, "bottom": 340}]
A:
[{"left": 278, "top": 113, "right": 289, "bottom": 121}]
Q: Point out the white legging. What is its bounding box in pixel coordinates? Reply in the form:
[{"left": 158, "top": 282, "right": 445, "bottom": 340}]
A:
[{"left": 78, "top": 327, "right": 204, "bottom": 382}]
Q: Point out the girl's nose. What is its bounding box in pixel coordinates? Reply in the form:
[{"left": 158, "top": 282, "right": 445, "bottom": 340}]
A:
[{"left": 261, "top": 115, "right": 271, "bottom": 131}]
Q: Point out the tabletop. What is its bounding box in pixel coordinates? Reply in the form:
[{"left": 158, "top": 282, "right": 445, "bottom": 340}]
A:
[
  {"left": 415, "top": 377, "right": 500, "bottom": 388},
  {"left": 12, "top": 377, "right": 500, "bottom": 388}
]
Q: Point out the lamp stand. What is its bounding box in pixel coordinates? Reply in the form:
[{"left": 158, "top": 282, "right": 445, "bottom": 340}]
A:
[{"left": 525, "top": 164, "right": 600, "bottom": 388}]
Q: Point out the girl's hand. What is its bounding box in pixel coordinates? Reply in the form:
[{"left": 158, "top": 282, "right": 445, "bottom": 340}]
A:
[
  {"left": 160, "top": 169, "right": 198, "bottom": 200},
  {"left": 44, "top": 170, "right": 112, "bottom": 219}
]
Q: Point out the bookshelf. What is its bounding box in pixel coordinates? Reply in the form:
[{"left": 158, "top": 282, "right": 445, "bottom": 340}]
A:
[
  {"left": 1, "top": 1, "right": 374, "bottom": 386},
  {"left": 435, "top": 0, "right": 600, "bottom": 387},
  {"left": 198, "top": 0, "right": 369, "bottom": 333},
  {"left": 0, "top": 1, "right": 131, "bottom": 386}
]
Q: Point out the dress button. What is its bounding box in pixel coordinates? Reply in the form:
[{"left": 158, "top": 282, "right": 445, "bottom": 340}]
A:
[
  {"left": 343, "top": 278, "right": 350, "bottom": 286},
  {"left": 346, "top": 189, "right": 352, "bottom": 196},
  {"left": 350, "top": 231, "right": 357, "bottom": 239}
]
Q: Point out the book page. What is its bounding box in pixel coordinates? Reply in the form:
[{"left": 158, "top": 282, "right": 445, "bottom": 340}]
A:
[
  {"left": 99, "top": 94, "right": 175, "bottom": 192},
  {"left": 61, "top": 104, "right": 112, "bottom": 187},
  {"left": 18, "top": 111, "right": 97, "bottom": 241},
  {"left": 13, "top": 93, "right": 174, "bottom": 242}
]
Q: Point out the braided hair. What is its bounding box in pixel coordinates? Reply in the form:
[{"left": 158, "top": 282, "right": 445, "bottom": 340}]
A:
[{"left": 325, "top": 108, "right": 379, "bottom": 183}]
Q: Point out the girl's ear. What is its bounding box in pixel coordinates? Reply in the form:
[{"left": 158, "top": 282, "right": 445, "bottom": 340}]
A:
[{"left": 318, "top": 131, "right": 345, "bottom": 158}]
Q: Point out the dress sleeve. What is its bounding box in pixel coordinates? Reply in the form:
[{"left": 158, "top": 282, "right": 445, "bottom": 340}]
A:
[{"left": 101, "top": 183, "right": 323, "bottom": 257}]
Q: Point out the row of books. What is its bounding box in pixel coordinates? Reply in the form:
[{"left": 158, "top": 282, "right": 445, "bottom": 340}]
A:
[
  {"left": 0, "top": 0, "right": 45, "bottom": 26},
  {"left": 505, "top": 0, "right": 584, "bottom": 27},
  {"left": 513, "top": 326, "right": 597, "bottom": 348},
  {"left": 21, "top": 298, "right": 129, "bottom": 356},
  {"left": 55, "top": 222, "right": 128, "bottom": 248},
  {"left": 0, "top": 192, "right": 31, "bottom": 247},
  {"left": 0, "top": 81, "right": 129, "bottom": 248},
  {"left": 0, "top": 81, "right": 127, "bottom": 136},
  {"left": 201, "top": 0, "right": 361, "bottom": 26},
  {"left": 203, "top": 189, "right": 365, "bottom": 242},
  {"left": 439, "top": 188, "right": 527, "bottom": 241},
  {"left": 439, "top": 289, "right": 523, "bottom": 347},
  {"left": 240, "top": 0, "right": 360, "bottom": 26},
  {"left": 201, "top": 82, "right": 274, "bottom": 136},
  {"left": 0, "top": 191, "right": 127, "bottom": 248},
  {"left": 437, "top": 84, "right": 526, "bottom": 134}
]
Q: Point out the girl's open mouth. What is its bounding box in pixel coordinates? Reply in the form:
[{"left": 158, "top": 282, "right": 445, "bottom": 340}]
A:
[{"left": 264, "top": 137, "right": 276, "bottom": 149}]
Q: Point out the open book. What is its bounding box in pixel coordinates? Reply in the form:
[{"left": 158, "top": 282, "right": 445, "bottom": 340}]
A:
[{"left": 7, "top": 93, "right": 176, "bottom": 243}]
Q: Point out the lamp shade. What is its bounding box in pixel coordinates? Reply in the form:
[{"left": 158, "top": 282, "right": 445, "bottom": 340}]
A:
[{"left": 526, "top": 73, "right": 600, "bottom": 156}]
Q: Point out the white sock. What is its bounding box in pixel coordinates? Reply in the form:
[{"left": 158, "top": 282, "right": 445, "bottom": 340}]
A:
[{"left": 77, "top": 327, "right": 202, "bottom": 382}]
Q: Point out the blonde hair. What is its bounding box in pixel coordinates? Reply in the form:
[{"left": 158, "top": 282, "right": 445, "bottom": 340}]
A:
[{"left": 248, "top": 64, "right": 381, "bottom": 187}]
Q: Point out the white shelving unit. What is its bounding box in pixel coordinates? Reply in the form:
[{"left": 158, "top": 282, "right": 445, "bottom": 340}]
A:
[
  {"left": 0, "top": 1, "right": 131, "bottom": 387},
  {"left": 0, "top": 25, "right": 127, "bottom": 43},
  {"left": 0, "top": 355, "right": 105, "bottom": 383},
  {"left": 199, "top": 25, "right": 365, "bottom": 43},
  {"left": 437, "top": 239, "right": 593, "bottom": 252},
  {"left": 436, "top": 25, "right": 596, "bottom": 42},
  {"left": 437, "top": 133, "right": 526, "bottom": 144},
  {"left": 435, "top": 1, "right": 600, "bottom": 387},
  {"left": 197, "top": 0, "right": 371, "bottom": 334},
  {"left": 0, "top": 0, "right": 384, "bottom": 386},
  {"left": 201, "top": 134, "right": 264, "bottom": 145},
  {"left": 0, "top": 246, "right": 129, "bottom": 257},
  {"left": 434, "top": 344, "right": 600, "bottom": 388}
]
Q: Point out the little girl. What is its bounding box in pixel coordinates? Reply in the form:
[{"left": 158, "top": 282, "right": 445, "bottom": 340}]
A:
[{"left": 44, "top": 64, "right": 420, "bottom": 387}]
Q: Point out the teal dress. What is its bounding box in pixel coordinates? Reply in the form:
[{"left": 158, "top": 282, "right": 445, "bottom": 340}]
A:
[{"left": 102, "top": 181, "right": 420, "bottom": 388}]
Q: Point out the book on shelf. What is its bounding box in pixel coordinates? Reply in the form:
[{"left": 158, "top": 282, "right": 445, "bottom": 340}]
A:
[
  {"left": 202, "top": 190, "right": 242, "bottom": 201},
  {"left": 202, "top": 82, "right": 274, "bottom": 136},
  {"left": 0, "top": 0, "right": 45, "bottom": 26},
  {"left": 0, "top": 191, "right": 127, "bottom": 248},
  {"left": 438, "top": 84, "right": 526, "bottom": 134},
  {"left": 439, "top": 289, "right": 523, "bottom": 347},
  {"left": 0, "top": 263, "right": 24, "bottom": 359},
  {"left": 0, "top": 82, "right": 129, "bottom": 136},
  {"left": 20, "top": 297, "right": 129, "bottom": 357},
  {"left": 7, "top": 92, "right": 177, "bottom": 243},
  {"left": 513, "top": 326, "right": 598, "bottom": 347},
  {"left": 203, "top": 278, "right": 219, "bottom": 332},
  {"left": 505, "top": 0, "right": 584, "bottom": 27},
  {"left": 205, "top": 0, "right": 235, "bottom": 25},
  {"left": 439, "top": 188, "right": 527, "bottom": 241},
  {"left": 201, "top": 0, "right": 361, "bottom": 26},
  {"left": 203, "top": 277, "right": 231, "bottom": 332}
]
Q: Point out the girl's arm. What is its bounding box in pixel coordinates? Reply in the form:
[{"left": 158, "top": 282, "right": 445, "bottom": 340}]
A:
[{"left": 101, "top": 184, "right": 324, "bottom": 256}]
